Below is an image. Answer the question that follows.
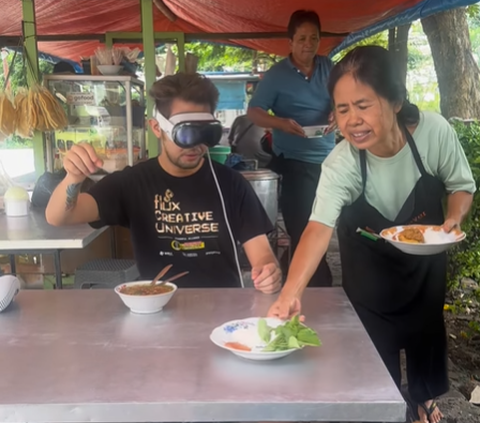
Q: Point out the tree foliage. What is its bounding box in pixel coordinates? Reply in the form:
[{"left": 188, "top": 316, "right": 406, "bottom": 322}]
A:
[
  {"left": 447, "top": 121, "right": 480, "bottom": 286},
  {"left": 185, "top": 43, "right": 254, "bottom": 71},
  {"left": 422, "top": 8, "right": 480, "bottom": 119},
  {"left": 161, "top": 42, "right": 282, "bottom": 72},
  {"left": 0, "top": 52, "right": 53, "bottom": 93},
  {"left": 466, "top": 3, "right": 480, "bottom": 20},
  {"left": 331, "top": 31, "right": 388, "bottom": 62},
  {"left": 468, "top": 4, "right": 480, "bottom": 61}
]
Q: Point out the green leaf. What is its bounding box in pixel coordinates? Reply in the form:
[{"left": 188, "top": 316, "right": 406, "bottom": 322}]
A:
[
  {"left": 288, "top": 335, "right": 301, "bottom": 349},
  {"left": 297, "top": 327, "right": 322, "bottom": 346},
  {"left": 282, "top": 315, "right": 301, "bottom": 338},
  {"left": 262, "top": 317, "right": 321, "bottom": 352},
  {"left": 257, "top": 318, "right": 273, "bottom": 344},
  {"left": 262, "top": 334, "right": 289, "bottom": 352},
  {"left": 288, "top": 315, "right": 301, "bottom": 330},
  {"left": 279, "top": 326, "right": 294, "bottom": 341}
]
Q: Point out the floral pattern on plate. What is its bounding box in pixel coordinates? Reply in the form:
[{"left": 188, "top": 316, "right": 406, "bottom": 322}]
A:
[{"left": 223, "top": 321, "right": 255, "bottom": 334}]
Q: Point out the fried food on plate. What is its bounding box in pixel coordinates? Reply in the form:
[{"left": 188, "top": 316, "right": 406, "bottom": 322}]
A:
[{"left": 398, "top": 227, "right": 425, "bottom": 244}]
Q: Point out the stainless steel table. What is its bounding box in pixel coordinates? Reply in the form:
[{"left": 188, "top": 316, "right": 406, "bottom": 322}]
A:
[
  {"left": 0, "top": 211, "right": 108, "bottom": 288},
  {"left": 0, "top": 288, "right": 405, "bottom": 423}
]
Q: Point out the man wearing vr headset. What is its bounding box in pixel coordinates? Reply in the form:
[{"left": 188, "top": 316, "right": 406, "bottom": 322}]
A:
[{"left": 46, "top": 73, "right": 281, "bottom": 293}]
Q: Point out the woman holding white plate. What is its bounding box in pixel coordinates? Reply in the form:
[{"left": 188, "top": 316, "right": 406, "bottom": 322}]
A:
[
  {"left": 268, "top": 46, "right": 475, "bottom": 423},
  {"left": 248, "top": 10, "right": 336, "bottom": 287}
]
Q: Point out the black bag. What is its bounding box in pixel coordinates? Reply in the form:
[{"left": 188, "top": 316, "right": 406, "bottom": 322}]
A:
[
  {"left": 30, "top": 170, "right": 94, "bottom": 209},
  {"left": 260, "top": 133, "right": 273, "bottom": 155},
  {"left": 31, "top": 170, "right": 66, "bottom": 209}
]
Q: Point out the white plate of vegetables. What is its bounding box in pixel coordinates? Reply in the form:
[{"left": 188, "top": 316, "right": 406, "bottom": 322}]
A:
[{"left": 210, "top": 316, "right": 321, "bottom": 361}]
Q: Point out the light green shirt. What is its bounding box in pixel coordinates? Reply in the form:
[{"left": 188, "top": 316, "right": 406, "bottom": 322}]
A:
[{"left": 310, "top": 111, "right": 476, "bottom": 228}]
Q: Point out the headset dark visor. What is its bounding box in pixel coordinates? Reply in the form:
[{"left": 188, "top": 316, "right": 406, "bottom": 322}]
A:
[{"left": 155, "top": 110, "right": 223, "bottom": 148}]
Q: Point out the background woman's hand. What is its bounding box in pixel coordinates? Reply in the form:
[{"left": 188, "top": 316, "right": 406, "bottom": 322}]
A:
[
  {"left": 252, "top": 263, "right": 282, "bottom": 294},
  {"left": 267, "top": 293, "right": 302, "bottom": 320},
  {"left": 278, "top": 118, "right": 306, "bottom": 137},
  {"left": 324, "top": 112, "right": 337, "bottom": 135}
]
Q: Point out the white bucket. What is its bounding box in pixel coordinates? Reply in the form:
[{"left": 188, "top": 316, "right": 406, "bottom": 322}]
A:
[{"left": 5, "top": 199, "right": 29, "bottom": 217}]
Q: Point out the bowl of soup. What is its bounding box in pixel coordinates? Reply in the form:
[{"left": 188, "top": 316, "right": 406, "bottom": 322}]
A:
[{"left": 114, "top": 281, "right": 177, "bottom": 314}]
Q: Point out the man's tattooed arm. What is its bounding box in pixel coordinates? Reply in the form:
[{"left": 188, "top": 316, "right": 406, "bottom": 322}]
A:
[{"left": 65, "top": 183, "right": 82, "bottom": 211}]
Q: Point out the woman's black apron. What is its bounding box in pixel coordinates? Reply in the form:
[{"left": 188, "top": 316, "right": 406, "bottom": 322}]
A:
[{"left": 337, "top": 129, "right": 449, "bottom": 402}]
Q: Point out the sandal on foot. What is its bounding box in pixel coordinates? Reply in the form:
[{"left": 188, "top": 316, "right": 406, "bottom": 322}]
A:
[{"left": 418, "top": 400, "right": 441, "bottom": 423}]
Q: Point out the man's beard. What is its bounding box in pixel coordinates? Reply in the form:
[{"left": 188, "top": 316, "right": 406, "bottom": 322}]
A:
[{"left": 165, "top": 148, "right": 203, "bottom": 170}]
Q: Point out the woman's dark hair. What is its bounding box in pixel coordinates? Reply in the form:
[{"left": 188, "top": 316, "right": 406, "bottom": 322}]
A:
[
  {"left": 327, "top": 45, "right": 420, "bottom": 126},
  {"left": 287, "top": 10, "right": 321, "bottom": 39}
]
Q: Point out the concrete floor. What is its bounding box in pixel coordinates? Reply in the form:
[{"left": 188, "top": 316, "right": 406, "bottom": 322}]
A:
[{"left": 241, "top": 226, "right": 343, "bottom": 288}]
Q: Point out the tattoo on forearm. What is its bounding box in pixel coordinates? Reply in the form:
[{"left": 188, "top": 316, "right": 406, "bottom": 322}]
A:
[{"left": 65, "top": 183, "right": 82, "bottom": 211}]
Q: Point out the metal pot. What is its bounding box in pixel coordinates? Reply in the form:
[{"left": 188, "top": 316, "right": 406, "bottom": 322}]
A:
[{"left": 240, "top": 169, "right": 279, "bottom": 225}]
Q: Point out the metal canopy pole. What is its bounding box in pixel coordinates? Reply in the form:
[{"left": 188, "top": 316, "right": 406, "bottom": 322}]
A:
[
  {"left": 140, "top": 0, "right": 158, "bottom": 157},
  {"left": 0, "top": 31, "right": 348, "bottom": 46},
  {"left": 22, "top": 0, "right": 45, "bottom": 176}
]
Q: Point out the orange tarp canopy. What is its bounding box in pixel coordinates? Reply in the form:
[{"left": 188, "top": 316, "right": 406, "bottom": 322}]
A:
[{"left": 0, "top": 0, "right": 471, "bottom": 61}]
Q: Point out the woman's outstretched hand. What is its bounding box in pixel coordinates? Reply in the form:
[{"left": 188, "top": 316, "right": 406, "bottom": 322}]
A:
[{"left": 267, "top": 293, "right": 303, "bottom": 320}]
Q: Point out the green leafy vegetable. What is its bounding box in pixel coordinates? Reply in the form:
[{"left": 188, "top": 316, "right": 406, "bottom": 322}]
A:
[
  {"left": 288, "top": 336, "right": 301, "bottom": 349},
  {"left": 297, "top": 327, "right": 321, "bottom": 346},
  {"left": 262, "top": 334, "right": 289, "bottom": 352},
  {"left": 257, "top": 316, "right": 321, "bottom": 352},
  {"left": 258, "top": 317, "right": 273, "bottom": 344}
]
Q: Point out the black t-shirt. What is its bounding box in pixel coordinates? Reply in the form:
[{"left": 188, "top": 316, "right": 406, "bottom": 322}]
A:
[{"left": 88, "top": 158, "right": 274, "bottom": 288}]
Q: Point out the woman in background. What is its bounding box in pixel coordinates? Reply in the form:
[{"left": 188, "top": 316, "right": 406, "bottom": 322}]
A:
[{"left": 248, "top": 10, "right": 335, "bottom": 287}]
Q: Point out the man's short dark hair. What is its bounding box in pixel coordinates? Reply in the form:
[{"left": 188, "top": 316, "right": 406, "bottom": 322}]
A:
[
  {"left": 287, "top": 10, "right": 321, "bottom": 39},
  {"left": 149, "top": 73, "right": 219, "bottom": 118}
]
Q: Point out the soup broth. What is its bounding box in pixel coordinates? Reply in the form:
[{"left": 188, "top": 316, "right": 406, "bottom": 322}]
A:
[{"left": 119, "top": 284, "right": 174, "bottom": 296}]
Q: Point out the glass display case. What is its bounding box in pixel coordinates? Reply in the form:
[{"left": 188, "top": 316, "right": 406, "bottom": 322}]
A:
[{"left": 43, "top": 75, "right": 146, "bottom": 177}]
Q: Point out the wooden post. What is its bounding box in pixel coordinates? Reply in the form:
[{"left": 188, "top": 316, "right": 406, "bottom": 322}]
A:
[
  {"left": 140, "top": 0, "right": 158, "bottom": 157},
  {"left": 22, "top": 0, "right": 44, "bottom": 176}
]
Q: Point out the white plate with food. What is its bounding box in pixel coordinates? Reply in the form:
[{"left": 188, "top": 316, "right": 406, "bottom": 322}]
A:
[
  {"left": 380, "top": 225, "right": 465, "bottom": 255},
  {"left": 114, "top": 281, "right": 177, "bottom": 314},
  {"left": 210, "top": 316, "right": 321, "bottom": 361},
  {"left": 303, "top": 125, "right": 328, "bottom": 138}
]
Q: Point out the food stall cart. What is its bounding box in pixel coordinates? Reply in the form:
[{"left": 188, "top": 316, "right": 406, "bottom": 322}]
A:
[
  {"left": 43, "top": 75, "right": 146, "bottom": 176},
  {"left": 0, "top": 2, "right": 477, "bottom": 422}
]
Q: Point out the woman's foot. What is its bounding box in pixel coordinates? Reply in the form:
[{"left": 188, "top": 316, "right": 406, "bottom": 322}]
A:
[{"left": 418, "top": 400, "right": 443, "bottom": 423}]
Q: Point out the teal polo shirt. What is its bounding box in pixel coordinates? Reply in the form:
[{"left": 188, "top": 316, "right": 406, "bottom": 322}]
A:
[{"left": 249, "top": 55, "right": 335, "bottom": 164}]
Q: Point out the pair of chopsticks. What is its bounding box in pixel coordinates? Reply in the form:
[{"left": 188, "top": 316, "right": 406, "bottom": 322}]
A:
[
  {"left": 356, "top": 227, "right": 381, "bottom": 242},
  {"left": 150, "top": 264, "right": 189, "bottom": 286}
]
